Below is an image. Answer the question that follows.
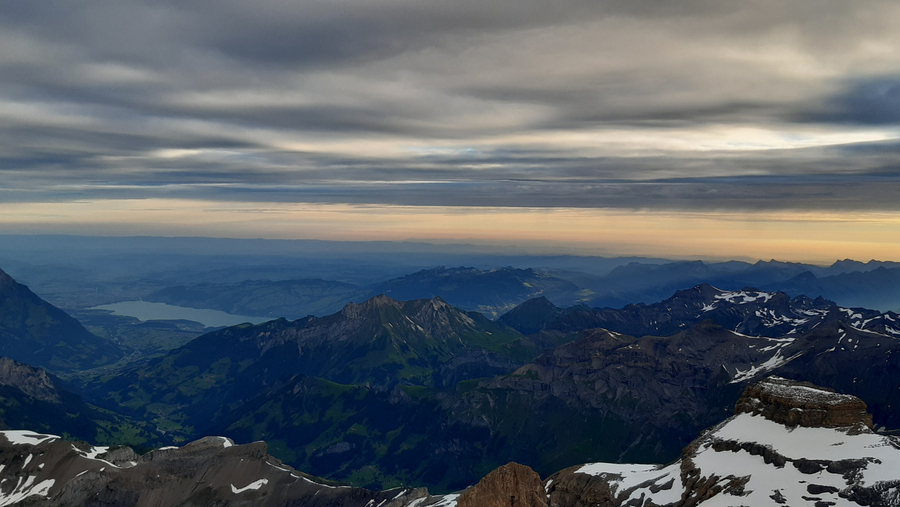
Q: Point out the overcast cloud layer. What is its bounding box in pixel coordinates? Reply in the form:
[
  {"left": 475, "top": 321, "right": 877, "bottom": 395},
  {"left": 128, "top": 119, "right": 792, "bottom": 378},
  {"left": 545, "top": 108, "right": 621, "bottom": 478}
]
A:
[{"left": 2, "top": 0, "right": 900, "bottom": 213}]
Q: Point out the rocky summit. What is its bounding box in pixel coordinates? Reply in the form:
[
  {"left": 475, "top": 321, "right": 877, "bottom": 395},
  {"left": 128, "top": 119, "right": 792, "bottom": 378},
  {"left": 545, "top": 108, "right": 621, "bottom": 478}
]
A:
[
  {"left": 735, "top": 376, "right": 874, "bottom": 429},
  {"left": 545, "top": 376, "right": 900, "bottom": 507},
  {"left": 457, "top": 462, "right": 547, "bottom": 507}
]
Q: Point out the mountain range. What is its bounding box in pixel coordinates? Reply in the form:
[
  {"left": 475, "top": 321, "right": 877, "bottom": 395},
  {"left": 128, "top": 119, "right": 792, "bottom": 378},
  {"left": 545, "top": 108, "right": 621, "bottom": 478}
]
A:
[
  {"left": 2, "top": 261, "right": 900, "bottom": 498},
  {"left": 366, "top": 267, "right": 590, "bottom": 318},
  {"left": 499, "top": 283, "right": 900, "bottom": 338},
  {"left": 577, "top": 259, "right": 900, "bottom": 311},
  {"left": 80, "top": 281, "right": 900, "bottom": 490},
  {"left": 143, "top": 266, "right": 592, "bottom": 320},
  {"left": 84, "top": 260, "right": 900, "bottom": 327},
  {"left": 146, "top": 278, "right": 366, "bottom": 320}
]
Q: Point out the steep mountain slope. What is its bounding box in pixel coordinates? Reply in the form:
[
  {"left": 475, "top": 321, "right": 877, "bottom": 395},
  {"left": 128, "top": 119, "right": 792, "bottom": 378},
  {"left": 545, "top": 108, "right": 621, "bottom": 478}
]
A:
[
  {"left": 91, "top": 296, "right": 524, "bottom": 444},
  {"left": 0, "top": 431, "right": 430, "bottom": 506},
  {"left": 206, "top": 375, "right": 487, "bottom": 492},
  {"left": 448, "top": 318, "right": 900, "bottom": 476},
  {"left": 546, "top": 377, "right": 900, "bottom": 507},
  {"left": 0, "top": 357, "right": 157, "bottom": 448},
  {"left": 207, "top": 312, "right": 900, "bottom": 492},
  {"left": 368, "top": 267, "right": 589, "bottom": 318},
  {"left": 501, "top": 284, "right": 900, "bottom": 339},
  {"left": 447, "top": 324, "right": 752, "bottom": 472},
  {"left": 0, "top": 267, "right": 124, "bottom": 373}
]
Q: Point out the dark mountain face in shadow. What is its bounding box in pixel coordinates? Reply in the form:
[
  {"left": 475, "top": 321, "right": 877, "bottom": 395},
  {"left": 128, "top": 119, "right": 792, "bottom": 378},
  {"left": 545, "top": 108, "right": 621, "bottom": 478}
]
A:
[
  {"left": 0, "top": 356, "right": 157, "bottom": 446},
  {"left": 0, "top": 268, "right": 124, "bottom": 373}
]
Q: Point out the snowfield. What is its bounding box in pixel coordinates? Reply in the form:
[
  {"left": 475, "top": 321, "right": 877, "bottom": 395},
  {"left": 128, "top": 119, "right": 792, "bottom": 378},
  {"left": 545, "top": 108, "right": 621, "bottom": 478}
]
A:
[{"left": 573, "top": 412, "right": 900, "bottom": 506}]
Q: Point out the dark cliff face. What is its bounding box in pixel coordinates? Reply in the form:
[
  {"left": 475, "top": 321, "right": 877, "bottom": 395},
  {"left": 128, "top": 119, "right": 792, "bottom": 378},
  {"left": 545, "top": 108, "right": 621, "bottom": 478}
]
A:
[
  {"left": 0, "top": 356, "right": 61, "bottom": 404},
  {"left": 8, "top": 377, "right": 894, "bottom": 507},
  {"left": 457, "top": 462, "right": 547, "bottom": 507}
]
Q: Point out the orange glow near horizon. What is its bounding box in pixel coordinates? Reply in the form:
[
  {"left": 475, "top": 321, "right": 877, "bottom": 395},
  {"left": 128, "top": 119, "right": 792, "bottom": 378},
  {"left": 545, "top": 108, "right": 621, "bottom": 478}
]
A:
[{"left": 1, "top": 199, "right": 899, "bottom": 264}]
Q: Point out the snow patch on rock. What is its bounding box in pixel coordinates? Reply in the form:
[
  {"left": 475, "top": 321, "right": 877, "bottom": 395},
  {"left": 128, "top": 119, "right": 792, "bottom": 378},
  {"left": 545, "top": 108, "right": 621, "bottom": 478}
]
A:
[
  {"left": 230, "top": 478, "right": 268, "bottom": 494},
  {"left": 1, "top": 431, "right": 58, "bottom": 446}
]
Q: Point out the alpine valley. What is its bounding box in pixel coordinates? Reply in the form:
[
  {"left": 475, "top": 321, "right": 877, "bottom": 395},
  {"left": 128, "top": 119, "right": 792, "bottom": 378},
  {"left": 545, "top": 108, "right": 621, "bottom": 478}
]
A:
[{"left": 0, "top": 248, "right": 899, "bottom": 506}]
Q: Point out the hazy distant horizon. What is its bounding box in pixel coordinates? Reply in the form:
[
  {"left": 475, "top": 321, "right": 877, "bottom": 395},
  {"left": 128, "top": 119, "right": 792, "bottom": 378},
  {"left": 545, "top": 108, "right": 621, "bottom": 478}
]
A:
[{"left": 0, "top": 231, "right": 895, "bottom": 266}]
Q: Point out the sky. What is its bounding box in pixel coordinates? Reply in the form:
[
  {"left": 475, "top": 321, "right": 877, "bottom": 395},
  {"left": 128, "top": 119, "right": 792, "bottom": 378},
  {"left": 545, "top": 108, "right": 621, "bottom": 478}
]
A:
[{"left": 1, "top": 0, "right": 900, "bottom": 262}]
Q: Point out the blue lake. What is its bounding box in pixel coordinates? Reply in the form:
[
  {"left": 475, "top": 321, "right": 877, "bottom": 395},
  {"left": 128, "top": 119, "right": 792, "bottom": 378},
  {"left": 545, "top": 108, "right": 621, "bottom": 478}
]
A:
[{"left": 92, "top": 301, "right": 267, "bottom": 328}]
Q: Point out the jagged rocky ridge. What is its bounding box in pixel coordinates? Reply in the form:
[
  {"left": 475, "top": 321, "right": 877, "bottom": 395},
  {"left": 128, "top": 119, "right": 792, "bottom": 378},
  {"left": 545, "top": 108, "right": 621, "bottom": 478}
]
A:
[
  {"left": 545, "top": 376, "right": 900, "bottom": 507},
  {"left": 500, "top": 284, "right": 900, "bottom": 338},
  {"left": 0, "top": 431, "right": 430, "bottom": 507}
]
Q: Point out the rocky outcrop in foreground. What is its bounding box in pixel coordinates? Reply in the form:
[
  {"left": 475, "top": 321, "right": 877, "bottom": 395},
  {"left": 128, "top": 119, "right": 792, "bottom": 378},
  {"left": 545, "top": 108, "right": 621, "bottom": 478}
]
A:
[
  {"left": 545, "top": 376, "right": 900, "bottom": 507},
  {"left": 0, "top": 432, "right": 427, "bottom": 506},
  {"left": 735, "top": 375, "right": 873, "bottom": 429},
  {"left": 457, "top": 462, "right": 547, "bottom": 507}
]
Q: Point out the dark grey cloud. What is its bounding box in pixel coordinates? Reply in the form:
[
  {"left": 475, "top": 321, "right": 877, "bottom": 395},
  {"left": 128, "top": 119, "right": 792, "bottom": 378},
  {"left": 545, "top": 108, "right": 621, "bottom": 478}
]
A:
[
  {"left": 797, "top": 77, "right": 900, "bottom": 125},
  {"left": 1, "top": 0, "right": 899, "bottom": 215}
]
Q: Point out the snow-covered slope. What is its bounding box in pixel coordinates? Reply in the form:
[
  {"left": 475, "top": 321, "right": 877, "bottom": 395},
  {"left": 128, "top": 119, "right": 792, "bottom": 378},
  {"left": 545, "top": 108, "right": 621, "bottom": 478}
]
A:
[
  {"left": 545, "top": 377, "right": 900, "bottom": 507},
  {"left": 686, "top": 285, "right": 900, "bottom": 338}
]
